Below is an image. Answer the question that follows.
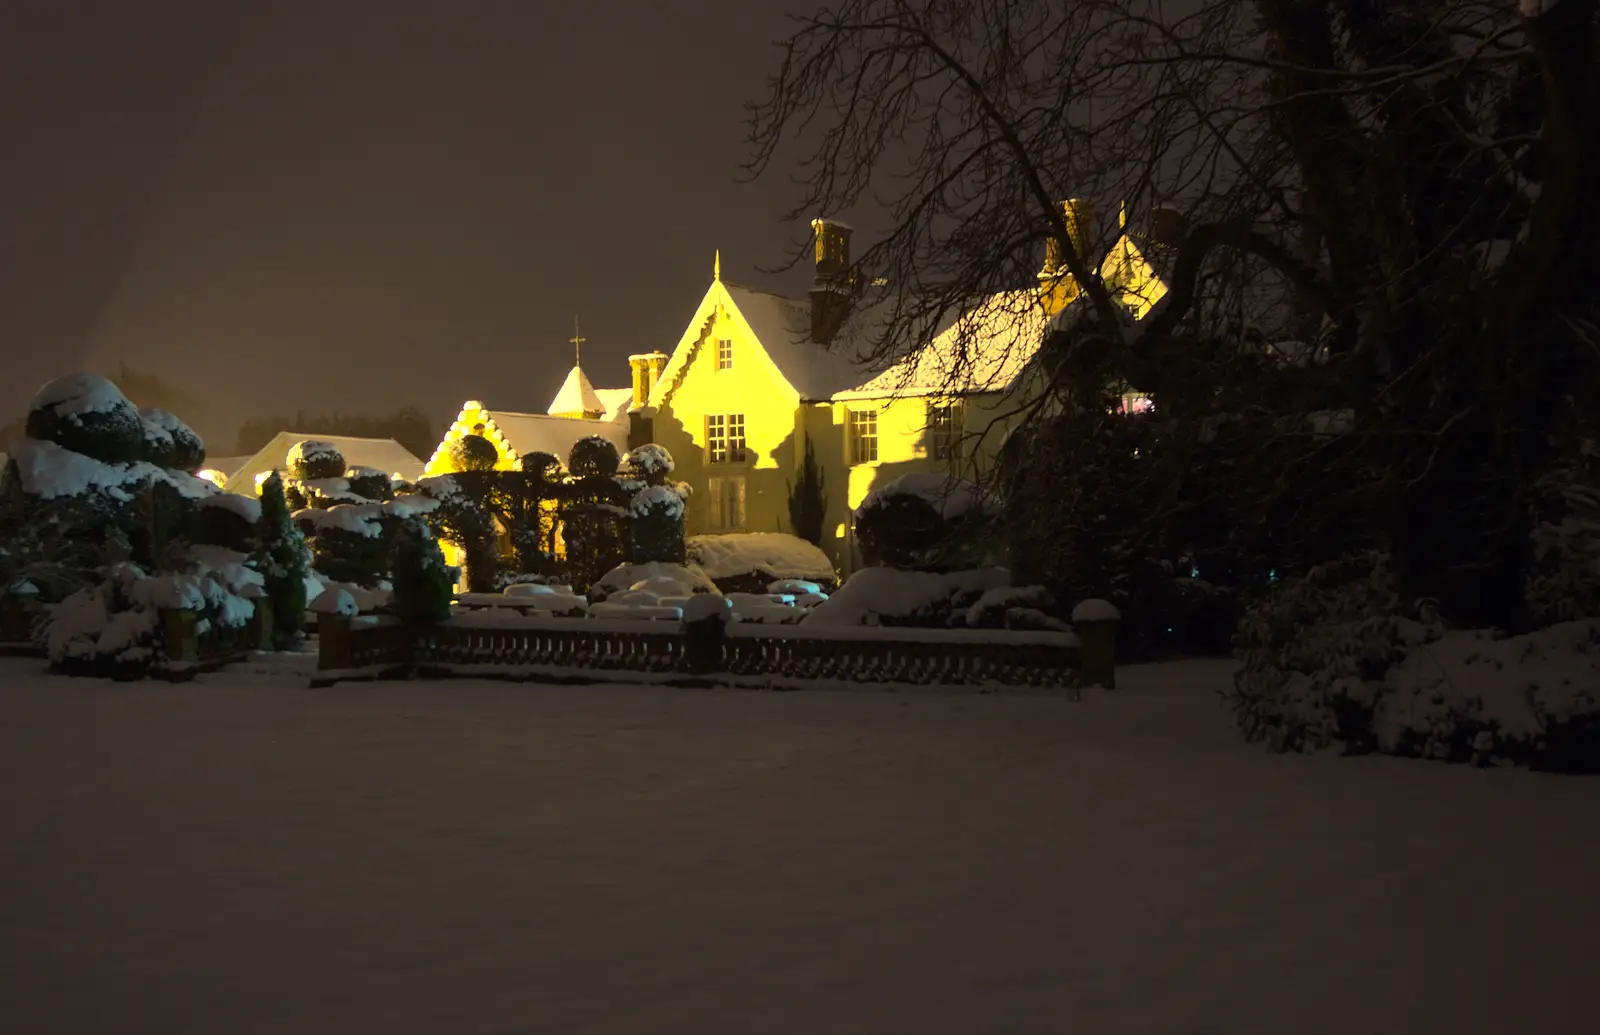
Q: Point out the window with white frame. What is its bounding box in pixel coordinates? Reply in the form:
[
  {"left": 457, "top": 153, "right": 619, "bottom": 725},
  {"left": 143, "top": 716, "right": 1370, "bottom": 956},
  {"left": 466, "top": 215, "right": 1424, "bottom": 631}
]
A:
[
  {"left": 707, "top": 414, "right": 747, "bottom": 464},
  {"left": 707, "top": 475, "right": 746, "bottom": 530},
  {"left": 716, "top": 338, "right": 734, "bottom": 370},
  {"left": 849, "top": 409, "right": 878, "bottom": 464},
  {"left": 927, "top": 402, "right": 961, "bottom": 460}
]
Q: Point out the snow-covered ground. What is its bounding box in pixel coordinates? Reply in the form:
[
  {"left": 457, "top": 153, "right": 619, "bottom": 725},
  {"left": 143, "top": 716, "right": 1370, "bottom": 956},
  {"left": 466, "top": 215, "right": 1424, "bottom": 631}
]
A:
[{"left": 1, "top": 655, "right": 1596, "bottom": 1034}]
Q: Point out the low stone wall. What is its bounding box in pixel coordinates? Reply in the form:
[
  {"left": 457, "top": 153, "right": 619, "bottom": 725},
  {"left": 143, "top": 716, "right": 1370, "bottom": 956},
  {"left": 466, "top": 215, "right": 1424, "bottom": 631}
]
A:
[{"left": 317, "top": 608, "right": 1118, "bottom": 690}]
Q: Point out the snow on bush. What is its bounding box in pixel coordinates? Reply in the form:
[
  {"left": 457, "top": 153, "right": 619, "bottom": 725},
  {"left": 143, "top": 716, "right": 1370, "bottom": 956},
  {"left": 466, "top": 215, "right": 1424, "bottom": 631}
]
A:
[
  {"left": 856, "top": 472, "right": 986, "bottom": 521},
  {"left": 6, "top": 437, "right": 217, "bottom": 503},
  {"left": 1526, "top": 438, "right": 1600, "bottom": 625},
  {"left": 310, "top": 586, "right": 359, "bottom": 616},
  {"left": 287, "top": 440, "right": 345, "bottom": 481},
  {"left": 629, "top": 484, "right": 684, "bottom": 519},
  {"left": 1229, "top": 553, "right": 1600, "bottom": 772},
  {"left": 589, "top": 561, "right": 717, "bottom": 603},
  {"left": 682, "top": 593, "right": 733, "bottom": 625},
  {"left": 138, "top": 408, "right": 205, "bottom": 472},
  {"left": 964, "top": 585, "right": 1072, "bottom": 632},
  {"left": 26, "top": 373, "right": 147, "bottom": 466},
  {"left": 687, "top": 533, "right": 837, "bottom": 591},
  {"left": 624, "top": 443, "right": 674, "bottom": 481},
  {"left": 802, "top": 567, "right": 1010, "bottom": 627},
  {"left": 46, "top": 552, "right": 262, "bottom": 678}
]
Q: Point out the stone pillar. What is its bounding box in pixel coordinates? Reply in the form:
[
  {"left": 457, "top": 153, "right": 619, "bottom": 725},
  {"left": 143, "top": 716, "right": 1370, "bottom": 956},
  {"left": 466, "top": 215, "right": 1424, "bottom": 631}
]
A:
[
  {"left": 1071, "top": 598, "right": 1121, "bottom": 689},
  {"left": 318, "top": 612, "right": 353, "bottom": 670},
  {"left": 160, "top": 609, "right": 200, "bottom": 664}
]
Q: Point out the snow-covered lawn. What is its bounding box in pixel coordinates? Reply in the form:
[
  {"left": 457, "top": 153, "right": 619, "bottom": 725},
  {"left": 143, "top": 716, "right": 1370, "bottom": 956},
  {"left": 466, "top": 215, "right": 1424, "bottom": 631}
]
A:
[{"left": 1, "top": 656, "right": 1596, "bottom": 1034}]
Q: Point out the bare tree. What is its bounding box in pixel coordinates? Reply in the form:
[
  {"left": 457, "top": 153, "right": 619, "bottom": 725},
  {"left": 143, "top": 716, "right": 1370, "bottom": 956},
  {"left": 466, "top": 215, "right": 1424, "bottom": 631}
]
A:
[{"left": 747, "top": 0, "right": 1600, "bottom": 629}]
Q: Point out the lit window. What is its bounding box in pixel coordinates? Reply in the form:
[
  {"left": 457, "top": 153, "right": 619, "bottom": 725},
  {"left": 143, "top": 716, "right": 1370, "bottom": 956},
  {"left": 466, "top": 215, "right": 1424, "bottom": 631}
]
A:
[
  {"left": 1119, "top": 392, "right": 1155, "bottom": 415},
  {"left": 850, "top": 409, "right": 878, "bottom": 464},
  {"left": 708, "top": 475, "right": 746, "bottom": 530},
  {"left": 707, "top": 414, "right": 746, "bottom": 464},
  {"left": 717, "top": 338, "right": 734, "bottom": 370},
  {"left": 928, "top": 403, "right": 961, "bottom": 460}
]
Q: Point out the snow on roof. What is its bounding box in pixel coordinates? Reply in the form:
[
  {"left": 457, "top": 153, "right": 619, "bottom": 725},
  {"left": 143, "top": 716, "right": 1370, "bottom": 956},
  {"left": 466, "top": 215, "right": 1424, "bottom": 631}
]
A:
[
  {"left": 593, "top": 388, "right": 634, "bottom": 424},
  {"left": 721, "top": 283, "right": 888, "bottom": 401},
  {"left": 835, "top": 290, "right": 1054, "bottom": 399},
  {"left": 30, "top": 372, "right": 130, "bottom": 418},
  {"left": 226, "top": 433, "right": 424, "bottom": 494},
  {"left": 484, "top": 410, "right": 628, "bottom": 463},
  {"left": 7, "top": 436, "right": 219, "bottom": 502},
  {"left": 548, "top": 365, "right": 605, "bottom": 416}
]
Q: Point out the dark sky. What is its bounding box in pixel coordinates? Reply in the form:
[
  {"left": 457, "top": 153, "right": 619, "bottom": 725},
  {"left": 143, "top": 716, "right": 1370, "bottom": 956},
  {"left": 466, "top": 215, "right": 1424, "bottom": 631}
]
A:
[{"left": 0, "top": 0, "right": 829, "bottom": 446}]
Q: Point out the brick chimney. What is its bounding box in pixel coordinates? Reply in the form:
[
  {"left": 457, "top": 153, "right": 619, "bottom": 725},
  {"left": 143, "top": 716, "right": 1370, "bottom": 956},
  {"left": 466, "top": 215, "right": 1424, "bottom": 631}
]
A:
[
  {"left": 809, "top": 218, "right": 855, "bottom": 344},
  {"left": 1040, "top": 198, "right": 1093, "bottom": 277},
  {"left": 628, "top": 351, "right": 669, "bottom": 409}
]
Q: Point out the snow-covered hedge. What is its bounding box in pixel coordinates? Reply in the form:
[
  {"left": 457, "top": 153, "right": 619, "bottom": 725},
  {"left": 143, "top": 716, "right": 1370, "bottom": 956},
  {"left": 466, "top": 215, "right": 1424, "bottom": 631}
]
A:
[
  {"left": 589, "top": 561, "right": 717, "bottom": 604},
  {"left": 47, "top": 550, "right": 264, "bottom": 678},
  {"left": 1229, "top": 554, "right": 1600, "bottom": 772},
  {"left": 802, "top": 567, "right": 1062, "bottom": 630},
  {"left": 687, "top": 532, "right": 837, "bottom": 594},
  {"left": 853, "top": 473, "right": 990, "bottom": 571}
]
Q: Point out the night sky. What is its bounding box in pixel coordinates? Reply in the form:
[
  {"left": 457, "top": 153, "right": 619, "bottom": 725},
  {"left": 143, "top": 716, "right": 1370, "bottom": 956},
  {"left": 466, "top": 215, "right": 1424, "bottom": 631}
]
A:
[{"left": 0, "top": 0, "right": 828, "bottom": 444}]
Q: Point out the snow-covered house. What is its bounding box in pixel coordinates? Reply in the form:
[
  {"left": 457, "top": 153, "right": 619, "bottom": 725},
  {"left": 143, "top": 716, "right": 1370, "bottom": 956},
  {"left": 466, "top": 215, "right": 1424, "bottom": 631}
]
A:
[
  {"left": 636, "top": 204, "right": 1167, "bottom": 571},
  {"left": 222, "top": 433, "right": 425, "bottom": 495}
]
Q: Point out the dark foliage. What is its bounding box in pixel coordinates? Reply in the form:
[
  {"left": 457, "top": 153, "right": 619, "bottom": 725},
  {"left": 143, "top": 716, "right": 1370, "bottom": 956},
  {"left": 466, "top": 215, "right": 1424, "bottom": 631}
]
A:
[
  {"left": 786, "top": 438, "right": 827, "bottom": 546},
  {"left": 390, "top": 517, "right": 453, "bottom": 624},
  {"left": 449, "top": 434, "right": 499, "bottom": 473},
  {"left": 251, "top": 472, "right": 309, "bottom": 649}
]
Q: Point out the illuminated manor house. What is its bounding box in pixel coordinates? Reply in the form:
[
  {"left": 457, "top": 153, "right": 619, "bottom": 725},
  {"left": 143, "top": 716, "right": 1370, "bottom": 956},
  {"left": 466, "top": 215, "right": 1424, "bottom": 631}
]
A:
[{"left": 431, "top": 201, "right": 1168, "bottom": 573}]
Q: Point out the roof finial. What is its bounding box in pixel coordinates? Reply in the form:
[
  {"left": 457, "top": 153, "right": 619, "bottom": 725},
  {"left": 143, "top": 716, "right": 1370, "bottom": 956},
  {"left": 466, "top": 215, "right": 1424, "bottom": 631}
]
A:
[
  {"left": 714, "top": 249, "right": 721, "bottom": 281},
  {"left": 1119, "top": 200, "right": 1128, "bottom": 230},
  {"left": 569, "top": 315, "right": 586, "bottom": 367}
]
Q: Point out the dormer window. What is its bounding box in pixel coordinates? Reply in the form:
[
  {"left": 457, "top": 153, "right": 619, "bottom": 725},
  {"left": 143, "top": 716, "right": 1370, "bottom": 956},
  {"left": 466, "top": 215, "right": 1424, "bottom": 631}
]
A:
[{"left": 716, "top": 338, "right": 734, "bottom": 370}]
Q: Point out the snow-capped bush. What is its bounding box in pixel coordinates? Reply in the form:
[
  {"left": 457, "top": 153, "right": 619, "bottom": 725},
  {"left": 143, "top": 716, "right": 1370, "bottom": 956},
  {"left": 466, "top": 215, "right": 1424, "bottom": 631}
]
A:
[
  {"left": 964, "top": 584, "right": 1071, "bottom": 632},
  {"left": 1228, "top": 554, "right": 1600, "bottom": 771},
  {"left": 624, "top": 443, "right": 674, "bottom": 483},
  {"left": 25, "top": 373, "right": 147, "bottom": 465},
  {"left": 629, "top": 484, "right": 686, "bottom": 564},
  {"left": 46, "top": 553, "right": 261, "bottom": 678},
  {"left": 344, "top": 466, "right": 394, "bottom": 501},
  {"left": 803, "top": 567, "right": 1010, "bottom": 627},
  {"left": 287, "top": 440, "right": 345, "bottom": 482},
  {"left": 589, "top": 561, "right": 717, "bottom": 604},
  {"left": 198, "top": 493, "right": 261, "bottom": 552},
  {"left": 687, "top": 532, "right": 837, "bottom": 594},
  {"left": 138, "top": 408, "right": 205, "bottom": 472},
  {"left": 853, "top": 473, "right": 987, "bottom": 571}
]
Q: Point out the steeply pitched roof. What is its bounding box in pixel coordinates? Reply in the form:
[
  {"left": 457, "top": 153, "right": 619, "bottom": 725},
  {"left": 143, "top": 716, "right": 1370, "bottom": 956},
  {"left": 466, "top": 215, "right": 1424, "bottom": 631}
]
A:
[
  {"left": 225, "top": 433, "right": 425, "bottom": 494},
  {"left": 485, "top": 409, "right": 628, "bottom": 463},
  {"left": 548, "top": 365, "right": 605, "bottom": 416},
  {"left": 593, "top": 388, "right": 634, "bottom": 424},
  {"left": 721, "top": 284, "right": 887, "bottom": 402},
  {"left": 834, "top": 290, "right": 1055, "bottom": 399}
]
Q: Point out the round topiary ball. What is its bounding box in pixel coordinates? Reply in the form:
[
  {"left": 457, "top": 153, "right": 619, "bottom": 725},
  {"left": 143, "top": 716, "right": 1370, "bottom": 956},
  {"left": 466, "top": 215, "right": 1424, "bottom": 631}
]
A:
[
  {"left": 287, "top": 440, "right": 346, "bottom": 481},
  {"left": 519, "top": 450, "right": 563, "bottom": 483},
  {"left": 139, "top": 408, "right": 206, "bottom": 472},
  {"left": 25, "top": 373, "right": 147, "bottom": 464},
  {"left": 568, "top": 435, "right": 620, "bottom": 479},
  {"left": 449, "top": 433, "right": 499, "bottom": 472}
]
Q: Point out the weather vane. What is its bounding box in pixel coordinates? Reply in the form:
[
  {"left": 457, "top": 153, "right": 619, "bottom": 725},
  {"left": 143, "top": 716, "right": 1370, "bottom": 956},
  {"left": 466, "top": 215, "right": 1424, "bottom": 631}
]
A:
[{"left": 569, "top": 315, "right": 586, "bottom": 366}]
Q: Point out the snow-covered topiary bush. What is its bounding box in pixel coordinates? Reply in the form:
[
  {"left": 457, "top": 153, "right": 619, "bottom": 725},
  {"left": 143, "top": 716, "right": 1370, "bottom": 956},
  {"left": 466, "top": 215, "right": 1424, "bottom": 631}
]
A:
[
  {"left": 287, "top": 439, "right": 345, "bottom": 482},
  {"left": 138, "top": 408, "right": 206, "bottom": 472},
  {"left": 24, "top": 373, "right": 147, "bottom": 465},
  {"left": 853, "top": 473, "right": 987, "bottom": 571},
  {"left": 629, "top": 484, "right": 686, "bottom": 564},
  {"left": 589, "top": 560, "right": 717, "bottom": 604},
  {"left": 623, "top": 443, "right": 674, "bottom": 485},
  {"left": 252, "top": 472, "right": 310, "bottom": 649},
  {"left": 389, "top": 517, "right": 453, "bottom": 624},
  {"left": 345, "top": 466, "right": 394, "bottom": 501},
  {"left": 687, "top": 532, "right": 837, "bottom": 594}
]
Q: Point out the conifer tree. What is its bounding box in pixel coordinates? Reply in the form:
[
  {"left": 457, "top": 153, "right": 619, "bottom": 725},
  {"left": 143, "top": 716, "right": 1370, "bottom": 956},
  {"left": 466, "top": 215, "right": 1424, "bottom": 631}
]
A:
[
  {"left": 389, "top": 517, "right": 453, "bottom": 624},
  {"left": 252, "top": 471, "right": 310, "bottom": 649},
  {"left": 787, "top": 438, "right": 827, "bottom": 546}
]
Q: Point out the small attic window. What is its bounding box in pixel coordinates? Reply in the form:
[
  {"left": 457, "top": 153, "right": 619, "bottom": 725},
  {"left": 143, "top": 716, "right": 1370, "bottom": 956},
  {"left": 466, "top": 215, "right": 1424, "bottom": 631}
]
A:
[{"left": 716, "top": 339, "right": 734, "bottom": 370}]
